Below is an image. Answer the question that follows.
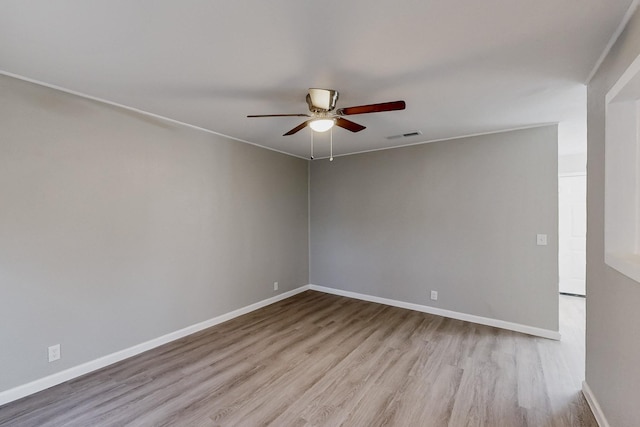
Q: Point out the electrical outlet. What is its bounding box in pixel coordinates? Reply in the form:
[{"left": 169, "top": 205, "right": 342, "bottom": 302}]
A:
[
  {"left": 48, "top": 344, "right": 61, "bottom": 362},
  {"left": 430, "top": 290, "right": 438, "bottom": 301},
  {"left": 536, "top": 234, "right": 548, "bottom": 246},
  {"left": 273, "top": 281, "right": 278, "bottom": 291}
]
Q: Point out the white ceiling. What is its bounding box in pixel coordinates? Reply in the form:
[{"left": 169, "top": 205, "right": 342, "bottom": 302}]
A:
[{"left": 0, "top": 1, "right": 634, "bottom": 159}]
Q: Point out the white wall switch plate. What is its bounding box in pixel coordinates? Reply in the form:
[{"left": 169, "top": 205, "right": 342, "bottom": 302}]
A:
[
  {"left": 536, "top": 234, "right": 548, "bottom": 246},
  {"left": 48, "top": 344, "right": 61, "bottom": 362},
  {"left": 430, "top": 290, "right": 438, "bottom": 300}
]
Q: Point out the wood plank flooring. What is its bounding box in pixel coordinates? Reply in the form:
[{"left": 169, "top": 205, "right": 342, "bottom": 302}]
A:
[{"left": 0, "top": 291, "right": 596, "bottom": 426}]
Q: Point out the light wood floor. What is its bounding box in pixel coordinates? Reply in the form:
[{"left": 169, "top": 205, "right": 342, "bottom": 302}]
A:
[{"left": 0, "top": 291, "right": 595, "bottom": 426}]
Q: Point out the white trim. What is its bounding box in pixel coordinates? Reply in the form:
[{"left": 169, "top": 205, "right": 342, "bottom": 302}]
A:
[
  {"left": 606, "top": 51, "right": 640, "bottom": 103},
  {"left": 0, "top": 286, "right": 310, "bottom": 406},
  {"left": 582, "top": 381, "right": 611, "bottom": 427},
  {"left": 310, "top": 123, "right": 558, "bottom": 160},
  {"left": 308, "top": 284, "right": 561, "bottom": 340},
  {"left": 0, "top": 70, "right": 308, "bottom": 161},
  {"left": 586, "top": 0, "right": 640, "bottom": 84}
]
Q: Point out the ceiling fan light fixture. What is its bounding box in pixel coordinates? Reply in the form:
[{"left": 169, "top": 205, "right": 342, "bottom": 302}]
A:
[{"left": 309, "top": 118, "right": 335, "bottom": 132}]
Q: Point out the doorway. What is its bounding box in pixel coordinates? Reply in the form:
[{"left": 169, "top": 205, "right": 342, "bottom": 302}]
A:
[
  {"left": 557, "top": 170, "right": 587, "bottom": 398},
  {"left": 558, "top": 173, "right": 586, "bottom": 296}
]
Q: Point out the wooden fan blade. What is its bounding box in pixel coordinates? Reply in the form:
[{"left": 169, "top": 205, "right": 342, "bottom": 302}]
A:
[
  {"left": 335, "top": 117, "right": 366, "bottom": 133},
  {"left": 337, "top": 100, "right": 406, "bottom": 116},
  {"left": 247, "top": 113, "right": 310, "bottom": 118},
  {"left": 284, "top": 120, "right": 312, "bottom": 136}
]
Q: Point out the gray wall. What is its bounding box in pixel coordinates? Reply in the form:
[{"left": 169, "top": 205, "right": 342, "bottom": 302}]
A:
[
  {"left": 586, "top": 7, "right": 640, "bottom": 426},
  {"left": 310, "top": 126, "right": 559, "bottom": 331},
  {"left": 0, "top": 75, "right": 309, "bottom": 393}
]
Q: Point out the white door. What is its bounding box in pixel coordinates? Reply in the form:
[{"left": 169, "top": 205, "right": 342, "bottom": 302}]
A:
[{"left": 558, "top": 174, "right": 586, "bottom": 295}]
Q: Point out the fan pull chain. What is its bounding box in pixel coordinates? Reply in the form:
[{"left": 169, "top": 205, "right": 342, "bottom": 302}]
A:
[
  {"left": 310, "top": 129, "right": 314, "bottom": 160},
  {"left": 330, "top": 128, "right": 334, "bottom": 161}
]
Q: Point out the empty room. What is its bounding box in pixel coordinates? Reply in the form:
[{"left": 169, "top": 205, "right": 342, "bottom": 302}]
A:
[{"left": 1, "top": 2, "right": 640, "bottom": 426}]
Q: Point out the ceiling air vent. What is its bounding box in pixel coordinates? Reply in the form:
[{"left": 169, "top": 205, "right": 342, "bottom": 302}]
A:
[{"left": 386, "top": 130, "right": 422, "bottom": 140}]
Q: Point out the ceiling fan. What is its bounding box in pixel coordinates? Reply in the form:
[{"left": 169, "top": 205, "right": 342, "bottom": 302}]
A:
[{"left": 247, "top": 88, "right": 406, "bottom": 136}]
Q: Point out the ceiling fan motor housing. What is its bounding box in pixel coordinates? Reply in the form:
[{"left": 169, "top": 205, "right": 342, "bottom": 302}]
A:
[{"left": 307, "top": 88, "right": 339, "bottom": 112}]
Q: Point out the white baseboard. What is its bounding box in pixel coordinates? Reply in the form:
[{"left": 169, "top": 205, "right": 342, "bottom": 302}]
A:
[
  {"left": 1, "top": 283, "right": 560, "bottom": 406},
  {"left": 0, "top": 286, "right": 310, "bottom": 407},
  {"left": 308, "top": 284, "right": 561, "bottom": 340},
  {"left": 582, "top": 381, "right": 610, "bottom": 427}
]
